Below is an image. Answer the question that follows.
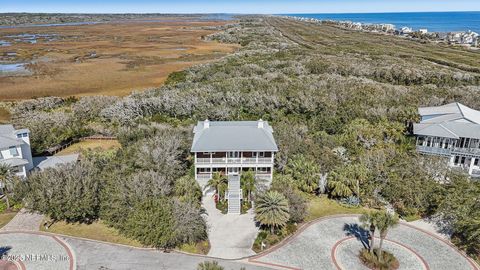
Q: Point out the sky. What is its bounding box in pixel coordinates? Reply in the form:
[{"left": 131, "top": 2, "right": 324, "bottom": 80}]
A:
[{"left": 2, "top": 0, "right": 480, "bottom": 14}]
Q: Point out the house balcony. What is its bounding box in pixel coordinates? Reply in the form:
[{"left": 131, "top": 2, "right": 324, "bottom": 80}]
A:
[
  {"left": 416, "top": 145, "right": 452, "bottom": 156},
  {"left": 195, "top": 157, "right": 274, "bottom": 165},
  {"left": 452, "top": 147, "right": 480, "bottom": 157}
]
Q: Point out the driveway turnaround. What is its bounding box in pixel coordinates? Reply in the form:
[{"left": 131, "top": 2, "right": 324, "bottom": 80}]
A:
[
  {"left": 250, "top": 215, "right": 479, "bottom": 270},
  {"left": 203, "top": 195, "right": 260, "bottom": 259},
  {"left": 64, "top": 237, "right": 272, "bottom": 270},
  {"left": 0, "top": 231, "right": 272, "bottom": 270},
  {"left": 0, "top": 232, "right": 75, "bottom": 270}
]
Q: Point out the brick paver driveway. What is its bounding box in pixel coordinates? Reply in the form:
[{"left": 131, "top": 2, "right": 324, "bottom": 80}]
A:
[{"left": 249, "top": 215, "right": 479, "bottom": 270}]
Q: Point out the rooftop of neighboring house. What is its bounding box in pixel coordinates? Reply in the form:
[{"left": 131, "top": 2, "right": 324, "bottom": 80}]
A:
[
  {"left": 0, "top": 124, "right": 29, "bottom": 149},
  {"left": 414, "top": 102, "right": 480, "bottom": 139},
  {"left": 32, "top": 154, "right": 79, "bottom": 171},
  {"left": 191, "top": 119, "right": 278, "bottom": 152}
]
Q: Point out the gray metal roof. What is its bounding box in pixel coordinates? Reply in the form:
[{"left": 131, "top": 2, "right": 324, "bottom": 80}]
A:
[
  {"left": 191, "top": 120, "right": 278, "bottom": 152},
  {"left": 0, "top": 124, "right": 28, "bottom": 149},
  {"left": 418, "top": 102, "right": 480, "bottom": 124},
  {"left": 33, "top": 154, "right": 79, "bottom": 171},
  {"left": 414, "top": 103, "right": 480, "bottom": 139}
]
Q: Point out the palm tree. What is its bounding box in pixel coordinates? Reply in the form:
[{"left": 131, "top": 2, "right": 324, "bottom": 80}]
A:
[
  {"left": 255, "top": 191, "right": 290, "bottom": 233},
  {"left": 240, "top": 170, "right": 255, "bottom": 201},
  {"left": 207, "top": 172, "right": 228, "bottom": 201},
  {"left": 360, "top": 211, "right": 379, "bottom": 254},
  {"left": 285, "top": 155, "right": 319, "bottom": 193},
  {"left": 0, "top": 164, "right": 14, "bottom": 209},
  {"left": 373, "top": 211, "right": 399, "bottom": 261}
]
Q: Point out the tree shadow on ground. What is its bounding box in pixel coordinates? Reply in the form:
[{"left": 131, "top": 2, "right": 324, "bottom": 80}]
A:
[
  {"left": 343, "top": 223, "right": 369, "bottom": 249},
  {"left": 0, "top": 246, "right": 12, "bottom": 257}
]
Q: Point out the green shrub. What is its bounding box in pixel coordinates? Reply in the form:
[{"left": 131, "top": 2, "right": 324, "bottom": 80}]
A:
[
  {"left": 0, "top": 201, "right": 6, "bottom": 213},
  {"left": 165, "top": 71, "right": 187, "bottom": 85},
  {"left": 359, "top": 248, "right": 399, "bottom": 270},
  {"left": 197, "top": 261, "right": 224, "bottom": 270}
]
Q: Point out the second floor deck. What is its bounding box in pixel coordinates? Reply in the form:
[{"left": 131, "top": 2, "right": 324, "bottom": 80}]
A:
[{"left": 194, "top": 151, "right": 274, "bottom": 165}]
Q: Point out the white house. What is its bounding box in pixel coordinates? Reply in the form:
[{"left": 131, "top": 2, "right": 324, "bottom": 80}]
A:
[
  {"left": 0, "top": 124, "right": 33, "bottom": 178},
  {"left": 413, "top": 102, "right": 480, "bottom": 177},
  {"left": 191, "top": 120, "right": 278, "bottom": 214}
]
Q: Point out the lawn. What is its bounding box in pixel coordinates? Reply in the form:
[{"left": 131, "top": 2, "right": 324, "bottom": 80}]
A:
[
  {"left": 306, "top": 195, "right": 370, "bottom": 221},
  {"left": 0, "top": 211, "right": 18, "bottom": 229},
  {"left": 41, "top": 219, "right": 143, "bottom": 247},
  {"left": 56, "top": 140, "right": 121, "bottom": 155}
]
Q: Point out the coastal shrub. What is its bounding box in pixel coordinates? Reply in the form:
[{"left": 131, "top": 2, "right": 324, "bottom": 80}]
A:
[
  {"left": 359, "top": 248, "right": 399, "bottom": 270},
  {"left": 19, "top": 160, "right": 102, "bottom": 223}
]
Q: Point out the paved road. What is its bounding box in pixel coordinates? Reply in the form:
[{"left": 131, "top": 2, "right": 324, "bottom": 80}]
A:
[
  {"left": 64, "top": 237, "right": 272, "bottom": 270},
  {"left": 0, "top": 232, "right": 74, "bottom": 270},
  {"left": 250, "top": 215, "right": 479, "bottom": 270},
  {"left": 203, "top": 195, "right": 259, "bottom": 259}
]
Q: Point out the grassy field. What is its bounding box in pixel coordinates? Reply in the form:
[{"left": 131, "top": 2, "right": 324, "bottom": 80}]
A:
[
  {"left": 0, "top": 211, "right": 18, "bottom": 229},
  {"left": 306, "top": 196, "right": 370, "bottom": 221},
  {"left": 0, "top": 18, "right": 238, "bottom": 100},
  {"left": 41, "top": 220, "right": 143, "bottom": 247},
  {"left": 56, "top": 139, "right": 121, "bottom": 155}
]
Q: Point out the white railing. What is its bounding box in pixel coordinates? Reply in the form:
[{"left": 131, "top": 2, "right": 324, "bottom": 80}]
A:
[
  {"left": 196, "top": 174, "right": 212, "bottom": 180},
  {"left": 416, "top": 145, "right": 452, "bottom": 156},
  {"left": 195, "top": 156, "right": 273, "bottom": 164},
  {"left": 452, "top": 147, "right": 480, "bottom": 156},
  {"left": 471, "top": 169, "right": 480, "bottom": 177}
]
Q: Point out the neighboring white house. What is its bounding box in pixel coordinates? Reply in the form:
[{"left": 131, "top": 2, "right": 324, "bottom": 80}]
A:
[
  {"left": 191, "top": 120, "right": 278, "bottom": 214},
  {"left": 0, "top": 124, "right": 80, "bottom": 178},
  {"left": 0, "top": 124, "right": 33, "bottom": 178},
  {"left": 413, "top": 102, "right": 480, "bottom": 177}
]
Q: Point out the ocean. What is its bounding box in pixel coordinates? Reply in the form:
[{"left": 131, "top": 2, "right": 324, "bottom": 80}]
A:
[{"left": 281, "top": 12, "right": 480, "bottom": 33}]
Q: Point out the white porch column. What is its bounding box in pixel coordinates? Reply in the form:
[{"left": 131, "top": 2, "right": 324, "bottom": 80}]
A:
[
  {"left": 468, "top": 157, "right": 476, "bottom": 175},
  {"left": 449, "top": 155, "right": 455, "bottom": 166},
  {"left": 241, "top": 152, "right": 243, "bottom": 164},
  {"left": 256, "top": 152, "right": 259, "bottom": 163}
]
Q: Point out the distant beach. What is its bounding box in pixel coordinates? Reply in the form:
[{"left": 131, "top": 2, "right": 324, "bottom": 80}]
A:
[{"left": 281, "top": 12, "right": 480, "bottom": 33}]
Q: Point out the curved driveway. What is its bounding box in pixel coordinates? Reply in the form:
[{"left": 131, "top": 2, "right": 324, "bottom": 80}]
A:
[{"left": 249, "top": 215, "right": 479, "bottom": 270}]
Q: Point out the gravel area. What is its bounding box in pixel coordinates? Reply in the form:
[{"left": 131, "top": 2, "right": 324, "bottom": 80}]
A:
[
  {"left": 252, "top": 215, "right": 478, "bottom": 270},
  {"left": 0, "top": 232, "right": 73, "bottom": 270}
]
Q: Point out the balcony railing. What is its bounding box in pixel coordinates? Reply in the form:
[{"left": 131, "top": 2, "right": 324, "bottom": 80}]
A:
[
  {"left": 452, "top": 147, "right": 480, "bottom": 156},
  {"left": 471, "top": 169, "right": 480, "bottom": 177},
  {"left": 416, "top": 145, "right": 452, "bottom": 156},
  {"left": 195, "top": 157, "right": 274, "bottom": 164},
  {"left": 196, "top": 173, "right": 212, "bottom": 180}
]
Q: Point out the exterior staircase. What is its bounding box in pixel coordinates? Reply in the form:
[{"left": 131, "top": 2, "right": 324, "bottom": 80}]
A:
[{"left": 227, "top": 175, "right": 242, "bottom": 215}]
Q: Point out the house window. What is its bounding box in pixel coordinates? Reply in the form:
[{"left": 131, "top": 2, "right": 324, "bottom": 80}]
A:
[
  {"left": 17, "top": 134, "right": 22, "bottom": 138},
  {"left": 475, "top": 158, "right": 479, "bottom": 166},
  {"left": 454, "top": 156, "right": 459, "bottom": 164},
  {"left": 22, "top": 133, "right": 28, "bottom": 137},
  {"left": 461, "top": 156, "right": 466, "bottom": 165},
  {"left": 9, "top": 147, "right": 19, "bottom": 157},
  {"left": 258, "top": 152, "right": 265, "bottom": 158}
]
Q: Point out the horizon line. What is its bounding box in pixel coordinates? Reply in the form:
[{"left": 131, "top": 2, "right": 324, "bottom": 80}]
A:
[{"left": 1, "top": 10, "right": 480, "bottom": 15}]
